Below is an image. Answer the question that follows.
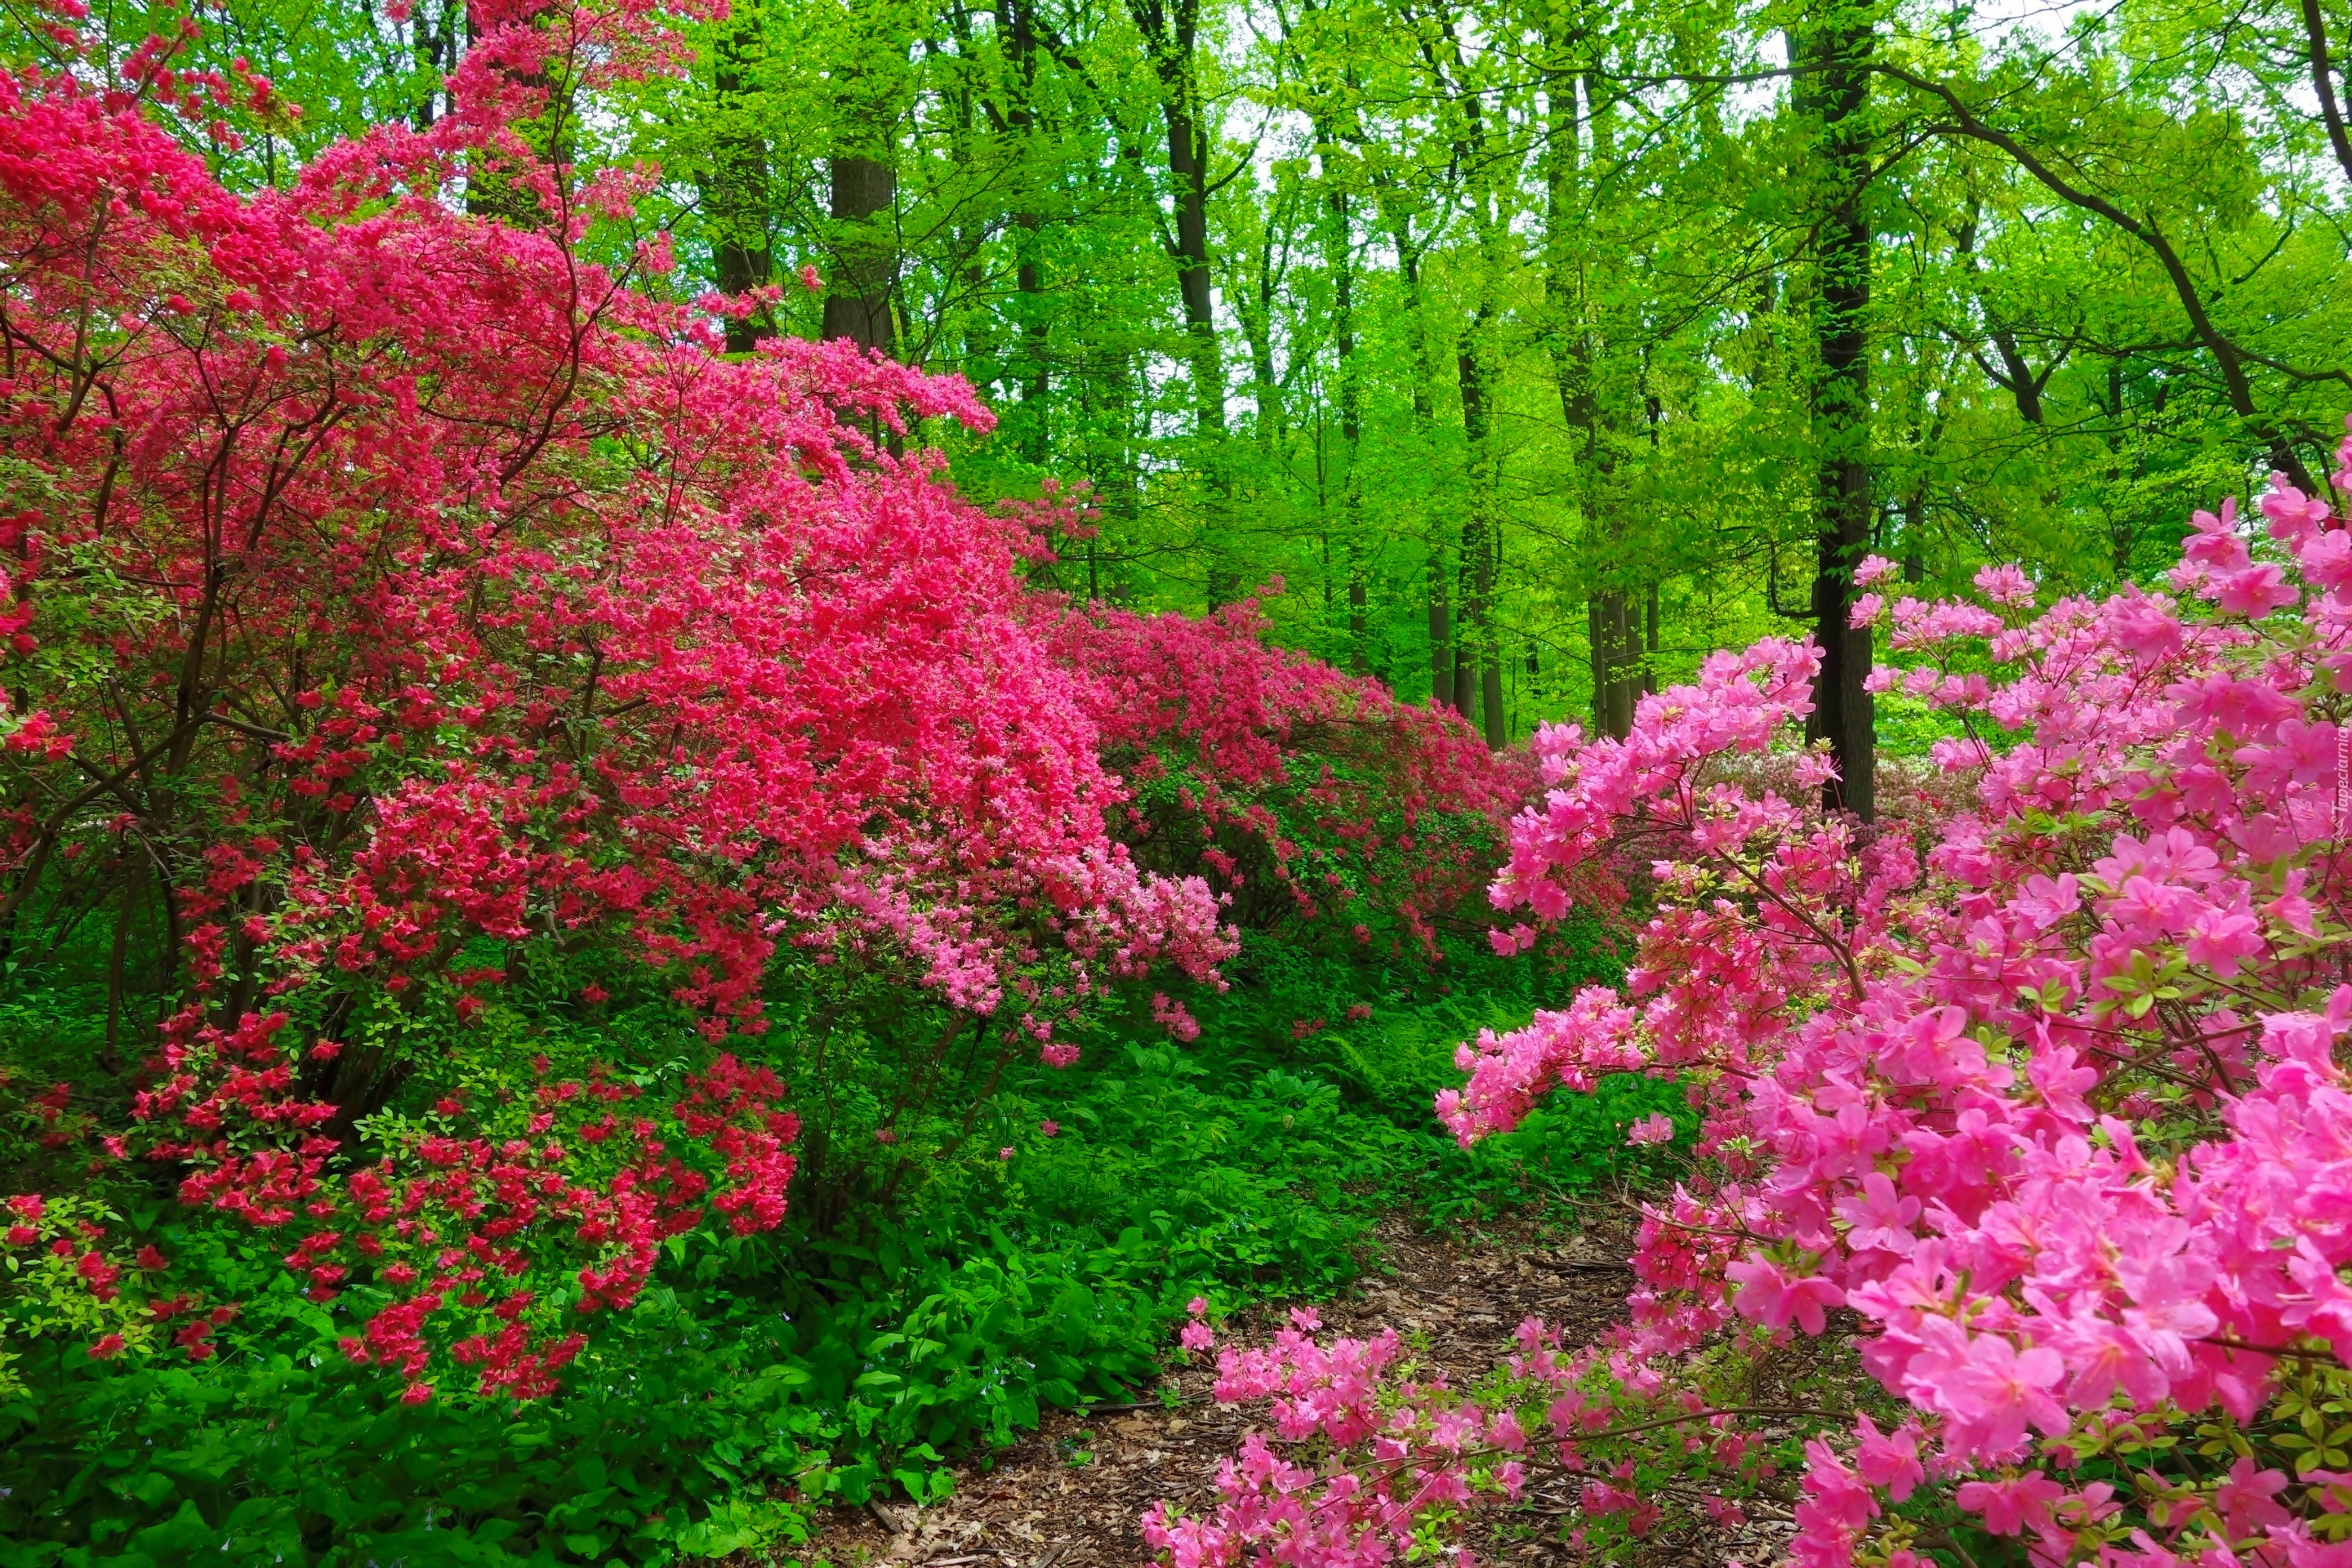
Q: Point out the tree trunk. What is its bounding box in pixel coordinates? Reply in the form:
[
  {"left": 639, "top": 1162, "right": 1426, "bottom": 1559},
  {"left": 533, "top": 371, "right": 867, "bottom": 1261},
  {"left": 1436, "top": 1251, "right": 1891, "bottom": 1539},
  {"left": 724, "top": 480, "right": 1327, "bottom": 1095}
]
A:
[
  {"left": 822, "top": 156, "right": 897, "bottom": 355},
  {"left": 1004, "top": 0, "right": 1049, "bottom": 464},
  {"left": 1428, "top": 19, "right": 1510, "bottom": 747},
  {"left": 1428, "top": 550, "right": 1453, "bottom": 710},
  {"left": 1247, "top": 210, "right": 1282, "bottom": 450},
  {"left": 1456, "top": 340, "right": 1504, "bottom": 745},
  {"left": 2304, "top": 0, "right": 2352, "bottom": 187},
  {"left": 1390, "top": 207, "right": 1447, "bottom": 702},
  {"left": 1550, "top": 61, "right": 1643, "bottom": 740},
  {"left": 1645, "top": 584, "right": 1659, "bottom": 696},
  {"left": 1126, "top": 0, "right": 1230, "bottom": 600},
  {"left": 1793, "top": 7, "right": 1876, "bottom": 822},
  {"left": 2103, "top": 356, "right": 2133, "bottom": 574},
  {"left": 706, "top": 16, "right": 773, "bottom": 355},
  {"left": 1317, "top": 119, "right": 1368, "bottom": 671},
  {"left": 413, "top": 0, "right": 457, "bottom": 129},
  {"left": 1588, "top": 590, "right": 1637, "bottom": 738}
]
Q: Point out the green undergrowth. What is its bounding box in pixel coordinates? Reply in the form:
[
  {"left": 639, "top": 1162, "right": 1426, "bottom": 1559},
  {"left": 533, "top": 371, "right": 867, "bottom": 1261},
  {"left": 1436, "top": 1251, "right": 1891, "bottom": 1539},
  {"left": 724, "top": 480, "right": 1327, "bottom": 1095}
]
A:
[{"left": 0, "top": 920, "right": 1689, "bottom": 1566}]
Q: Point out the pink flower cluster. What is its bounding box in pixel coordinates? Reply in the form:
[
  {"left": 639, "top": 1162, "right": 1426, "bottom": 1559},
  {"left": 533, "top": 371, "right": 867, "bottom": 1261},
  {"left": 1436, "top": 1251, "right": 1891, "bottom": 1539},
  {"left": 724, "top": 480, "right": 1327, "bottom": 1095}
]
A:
[
  {"left": 1147, "top": 1310, "right": 1619, "bottom": 1568},
  {"left": 1155, "top": 447, "right": 2352, "bottom": 1567}
]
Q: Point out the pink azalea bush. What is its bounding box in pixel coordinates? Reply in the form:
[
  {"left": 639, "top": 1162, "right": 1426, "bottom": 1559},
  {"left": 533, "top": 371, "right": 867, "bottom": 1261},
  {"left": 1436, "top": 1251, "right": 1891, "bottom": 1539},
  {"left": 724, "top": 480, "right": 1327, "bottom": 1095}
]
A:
[{"left": 1149, "top": 445, "right": 2352, "bottom": 1566}]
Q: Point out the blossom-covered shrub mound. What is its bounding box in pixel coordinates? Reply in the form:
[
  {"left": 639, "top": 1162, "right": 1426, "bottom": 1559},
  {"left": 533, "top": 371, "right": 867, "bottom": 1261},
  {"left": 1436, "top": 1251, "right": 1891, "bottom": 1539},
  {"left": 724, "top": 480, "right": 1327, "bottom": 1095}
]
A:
[
  {"left": 0, "top": 0, "right": 1227, "bottom": 1059},
  {"left": 0, "top": 0, "right": 1233, "bottom": 1398},
  {"left": 1057, "top": 595, "right": 1526, "bottom": 977},
  {"left": 6, "top": 1033, "right": 796, "bottom": 1402},
  {"left": 1150, "top": 452, "right": 2352, "bottom": 1567}
]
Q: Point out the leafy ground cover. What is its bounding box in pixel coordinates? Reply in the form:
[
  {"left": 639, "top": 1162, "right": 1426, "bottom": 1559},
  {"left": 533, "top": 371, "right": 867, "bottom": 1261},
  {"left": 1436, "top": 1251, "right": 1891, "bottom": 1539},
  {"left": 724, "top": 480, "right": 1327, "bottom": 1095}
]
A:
[
  {"left": 773, "top": 1216, "right": 1649, "bottom": 1568},
  {"left": 0, "top": 945, "right": 1675, "bottom": 1566},
  {"left": 0, "top": 11, "right": 1652, "bottom": 1559}
]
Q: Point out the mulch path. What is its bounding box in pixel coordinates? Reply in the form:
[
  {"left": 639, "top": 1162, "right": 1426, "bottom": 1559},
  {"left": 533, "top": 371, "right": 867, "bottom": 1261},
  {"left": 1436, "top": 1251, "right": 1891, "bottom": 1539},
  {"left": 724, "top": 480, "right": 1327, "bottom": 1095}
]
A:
[{"left": 776, "top": 1213, "right": 1766, "bottom": 1568}]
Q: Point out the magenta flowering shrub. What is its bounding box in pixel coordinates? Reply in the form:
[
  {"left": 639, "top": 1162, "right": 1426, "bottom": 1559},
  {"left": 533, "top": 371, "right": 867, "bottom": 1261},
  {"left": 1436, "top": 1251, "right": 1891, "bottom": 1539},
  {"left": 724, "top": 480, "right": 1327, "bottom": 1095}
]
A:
[
  {"left": 1055, "top": 595, "right": 1526, "bottom": 963},
  {"left": 0, "top": 0, "right": 1230, "bottom": 1067},
  {"left": 2, "top": 1013, "right": 801, "bottom": 1401},
  {"left": 1149, "top": 451, "right": 2352, "bottom": 1567},
  {"left": 0, "top": 0, "right": 1240, "bottom": 1398}
]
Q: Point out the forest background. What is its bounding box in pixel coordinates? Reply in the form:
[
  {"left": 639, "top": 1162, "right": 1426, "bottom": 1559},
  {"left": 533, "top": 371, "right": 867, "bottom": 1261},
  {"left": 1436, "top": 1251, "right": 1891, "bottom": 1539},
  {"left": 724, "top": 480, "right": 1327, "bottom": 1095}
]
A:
[
  {"left": 2, "top": 0, "right": 2350, "bottom": 1559},
  {"left": 90, "top": 0, "right": 2352, "bottom": 764}
]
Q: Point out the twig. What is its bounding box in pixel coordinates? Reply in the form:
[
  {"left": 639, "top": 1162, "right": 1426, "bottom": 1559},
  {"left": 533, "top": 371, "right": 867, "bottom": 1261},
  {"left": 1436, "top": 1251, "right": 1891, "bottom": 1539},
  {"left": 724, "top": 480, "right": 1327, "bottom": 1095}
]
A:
[
  {"left": 2198, "top": 1334, "right": 2347, "bottom": 1367},
  {"left": 1085, "top": 1393, "right": 1196, "bottom": 1414}
]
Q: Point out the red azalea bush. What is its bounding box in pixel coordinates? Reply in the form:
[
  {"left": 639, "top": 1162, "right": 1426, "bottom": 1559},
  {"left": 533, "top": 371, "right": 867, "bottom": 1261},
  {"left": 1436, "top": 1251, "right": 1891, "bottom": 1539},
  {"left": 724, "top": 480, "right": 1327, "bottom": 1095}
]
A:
[
  {"left": 6, "top": 1036, "right": 795, "bottom": 1400},
  {"left": 159, "top": 1014, "right": 800, "bottom": 1401},
  {"left": 0, "top": 0, "right": 1225, "bottom": 1062},
  {"left": 0, "top": 0, "right": 1236, "bottom": 1395},
  {"left": 1056, "top": 595, "right": 1526, "bottom": 973},
  {"left": 1150, "top": 449, "right": 2352, "bottom": 1567}
]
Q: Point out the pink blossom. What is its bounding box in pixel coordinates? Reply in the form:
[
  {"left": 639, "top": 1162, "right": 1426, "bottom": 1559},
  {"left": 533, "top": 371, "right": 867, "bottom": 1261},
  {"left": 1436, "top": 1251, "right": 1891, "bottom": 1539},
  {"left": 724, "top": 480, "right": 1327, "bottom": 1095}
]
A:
[
  {"left": 1972, "top": 563, "right": 2037, "bottom": 607},
  {"left": 1152, "top": 993, "right": 1202, "bottom": 1042},
  {"left": 1625, "top": 1111, "right": 1675, "bottom": 1146},
  {"left": 2214, "top": 1456, "right": 2292, "bottom": 1537},
  {"left": 2212, "top": 562, "right": 2299, "bottom": 618},
  {"left": 1920, "top": 1330, "right": 2070, "bottom": 1459},
  {"left": 1727, "top": 1256, "right": 1844, "bottom": 1335},
  {"left": 1954, "top": 1471, "right": 2063, "bottom": 1535},
  {"left": 1854, "top": 1416, "right": 1924, "bottom": 1501},
  {"left": 1835, "top": 1172, "right": 1919, "bottom": 1255}
]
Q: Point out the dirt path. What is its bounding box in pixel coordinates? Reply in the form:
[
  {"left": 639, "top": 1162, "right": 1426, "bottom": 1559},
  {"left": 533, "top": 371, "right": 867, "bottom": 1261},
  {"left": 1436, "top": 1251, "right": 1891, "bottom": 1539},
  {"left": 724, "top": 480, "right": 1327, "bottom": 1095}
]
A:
[{"left": 794, "top": 1215, "right": 1655, "bottom": 1568}]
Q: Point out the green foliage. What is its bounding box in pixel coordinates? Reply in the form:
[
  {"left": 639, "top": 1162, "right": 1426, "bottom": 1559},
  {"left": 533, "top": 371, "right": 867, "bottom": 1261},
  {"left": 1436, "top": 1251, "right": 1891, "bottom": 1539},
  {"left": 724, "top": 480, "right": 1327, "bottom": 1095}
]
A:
[
  {"left": 0, "top": 902, "right": 1686, "bottom": 1564},
  {"left": 21, "top": 0, "right": 2340, "bottom": 744},
  {"left": 585, "top": 0, "right": 2352, "bottom": 739},
  {"left": 1, "top": 1331, "right": 815, "bottom": 1566}
]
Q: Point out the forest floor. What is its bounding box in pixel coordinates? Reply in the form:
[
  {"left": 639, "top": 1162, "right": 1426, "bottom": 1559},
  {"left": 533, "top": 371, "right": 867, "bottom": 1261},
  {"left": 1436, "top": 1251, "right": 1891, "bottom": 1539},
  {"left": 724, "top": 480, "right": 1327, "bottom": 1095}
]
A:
[{"left": 768, "top": 1214, "right": 1784, "bottom": 1568}]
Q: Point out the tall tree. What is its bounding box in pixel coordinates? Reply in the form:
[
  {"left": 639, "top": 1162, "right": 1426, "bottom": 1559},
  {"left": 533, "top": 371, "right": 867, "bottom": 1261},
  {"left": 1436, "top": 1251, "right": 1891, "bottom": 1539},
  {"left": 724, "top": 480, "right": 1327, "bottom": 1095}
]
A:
[
  {"left": 1793, "top": 0, "right": 1878, "bottom": 820},
  {"left": 705, "top": 7, "right": 774, "bottom": 354}
]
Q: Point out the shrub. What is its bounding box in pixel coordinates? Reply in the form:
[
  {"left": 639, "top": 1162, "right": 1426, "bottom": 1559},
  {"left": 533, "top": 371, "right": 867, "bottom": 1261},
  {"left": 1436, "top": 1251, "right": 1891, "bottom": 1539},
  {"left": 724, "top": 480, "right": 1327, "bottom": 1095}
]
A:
[
  {"left": 0, "top": 0, "right": 1245, "bottom": 1394},
  {"left": 1152, "top": 459, "right": 2352, "bottom": 1567},
  {"left": 1058, "top": 592, "right": 1530, "bottom": 973}
]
